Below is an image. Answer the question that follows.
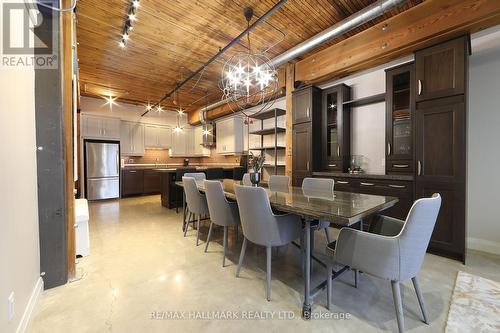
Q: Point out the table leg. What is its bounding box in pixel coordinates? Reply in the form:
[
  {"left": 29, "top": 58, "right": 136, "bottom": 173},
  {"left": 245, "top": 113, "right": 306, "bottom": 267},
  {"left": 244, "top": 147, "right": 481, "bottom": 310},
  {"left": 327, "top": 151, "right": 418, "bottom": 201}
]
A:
[{"left": 302, "top": 219, "right": 312, "bottom": 319}]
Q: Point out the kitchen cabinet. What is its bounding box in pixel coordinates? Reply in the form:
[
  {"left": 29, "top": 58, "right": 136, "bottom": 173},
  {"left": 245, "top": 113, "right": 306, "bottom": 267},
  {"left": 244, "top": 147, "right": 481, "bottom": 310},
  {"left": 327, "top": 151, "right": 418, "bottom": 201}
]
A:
[
  {"left": 415, "top": 36, "right": 467, "bottom": 102},
  {"left": 386, "top": 62, "right": 415, "bottom": 174},
  {"left": 292, "top": 86, "right": 322, "bottom": 185},
  {"left": 216, "top": 116, "right": 247, "bottom": 155},
  {"left": 313, "top": 174, "right": 414, "bottom": 222},
  {"left": 120, "top": 121, "right": 145, "bottom": 156},
  {"left": 143, "top": 170, "right": 161, "bottom": 194},
  {"left": 82, "top": 115, "right": 121, "bottom": 140},
  {"left": 121, "top": 169, "right": 144, "bottom": 196},
  {"left": 194, "top": 126, "right": 211, "bottom": 157},
  {"left": 145, "top": 125, "right": 172, "bottom": 149},
  {"left": 321, "top": 84, "right": 351, "bottom": 172},
  {"left": 292, "top": 86, "right": 322, "bottom": 125},
  {"left": 292, "top": 122, "right": 313, "bottom": 186},
  {"left": 415, "top": 95, "right": 466, "bottom": 261},
  {"left": 169, "top": 127, "right": 210, "bottom": 157}
]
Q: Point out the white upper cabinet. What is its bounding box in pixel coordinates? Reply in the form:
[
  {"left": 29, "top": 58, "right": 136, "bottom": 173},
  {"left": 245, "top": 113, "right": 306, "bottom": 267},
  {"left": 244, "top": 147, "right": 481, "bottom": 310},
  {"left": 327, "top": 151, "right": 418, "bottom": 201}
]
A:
[
  {"left": 169, "top": 126, "right": 210, "bottom": 157},
  {"left": 216, "top": 116, "right": 247, "bottom": 155},
  {"left": 194, "top": 126, "right": 211, "bottom": 157},
  {"left": 120, "top": 121, "right": 144, "bottom": 156},
  {"left": 82, "top": 115, "right": 121, "bottom": 140},
  {"left": 145, "top": 125, "right": 172, "bottom": 149}
]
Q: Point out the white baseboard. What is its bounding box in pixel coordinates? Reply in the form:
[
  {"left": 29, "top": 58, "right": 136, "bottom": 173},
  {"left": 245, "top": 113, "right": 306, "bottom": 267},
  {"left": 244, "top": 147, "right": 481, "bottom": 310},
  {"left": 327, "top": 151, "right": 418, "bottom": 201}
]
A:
[
  {"left": 468, "top": 237, "right": 500, "bottom": 256},
  {"left": 16, "top": 277, "right": 43, "bottom": 333}
]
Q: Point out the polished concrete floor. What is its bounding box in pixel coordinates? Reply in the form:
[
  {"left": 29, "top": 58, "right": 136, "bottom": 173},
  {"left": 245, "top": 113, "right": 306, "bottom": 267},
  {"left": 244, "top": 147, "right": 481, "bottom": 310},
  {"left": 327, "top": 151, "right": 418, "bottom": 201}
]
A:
[{"left": 30, "top": 195, "right": 500, "bottom": 333}]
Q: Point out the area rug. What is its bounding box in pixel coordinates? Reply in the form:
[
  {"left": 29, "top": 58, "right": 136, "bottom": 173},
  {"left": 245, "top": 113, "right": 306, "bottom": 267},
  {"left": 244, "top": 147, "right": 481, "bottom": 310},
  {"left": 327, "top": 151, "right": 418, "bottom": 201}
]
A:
[{"left": 445, "top": 271, "right": 500, "bottom": 332}]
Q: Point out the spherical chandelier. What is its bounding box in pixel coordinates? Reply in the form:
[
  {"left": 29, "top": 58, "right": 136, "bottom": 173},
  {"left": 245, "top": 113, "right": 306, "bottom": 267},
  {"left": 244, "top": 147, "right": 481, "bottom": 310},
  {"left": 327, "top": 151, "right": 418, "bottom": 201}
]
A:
[{"left": 220, "top": 7, "right": 278, "bottom": 116}]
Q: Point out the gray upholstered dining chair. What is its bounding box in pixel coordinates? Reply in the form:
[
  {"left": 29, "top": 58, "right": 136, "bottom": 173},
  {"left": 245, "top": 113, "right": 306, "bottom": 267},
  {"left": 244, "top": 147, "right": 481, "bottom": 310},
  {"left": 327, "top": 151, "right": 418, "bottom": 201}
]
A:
[
  {"left": 241, "top": 173, "right": 252, "bottom": 186},
  {"left": 204, "top": 180, "right": 240, "bottom": 267},
  {"left": 234, "top": 185, "right": 302, "bottom": 301},
  {"left": 302, "top": 177, "right": 334, "bottom": 243},
  {"left": 184, "top": 172, "right": 206, "bottom": 182},
  {"left": 326, "top": 194, "right": 442, "bottom": 333},
  {"left": 268, "top": 175, "right": 290, "bottom": 192},
  {"left": 182, "top": 176, "right": 210, "bottom": 246}
]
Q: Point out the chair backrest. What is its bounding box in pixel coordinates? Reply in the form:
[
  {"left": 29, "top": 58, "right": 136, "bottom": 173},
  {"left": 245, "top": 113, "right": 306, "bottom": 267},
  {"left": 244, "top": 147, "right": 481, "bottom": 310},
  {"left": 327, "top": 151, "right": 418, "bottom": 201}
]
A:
[
  {"left": 268, "top": 175, "right": 290, "bottom": 192},
  {"left": 184, "top": 172, "right": 206, "bottom": 182},
  {"left": 182, "top": 176, "right": 208, "bottom": 215},
  {"left": 233, "top": 185, "right": 282, "bottom": 246},
  {"left": 242, "top": 173, "right": 252, "bottom": 186},
  {"left": 176, "top": 168, "right": 196, "bottom": 180},
  {"left": 232, "top": 167, "right": 246, "bottom": 180},
  {"left": 302, "top": 177, "right": 334, "bottom": 196},
  {"left": 204, "top": 180, "right": 239, "bottom": 226},
  {"left": 398, "top": 193, "right": 441, "bottom": 280},
  {"left": 205, "top": 168, "right": 224, "bottom": 180}
]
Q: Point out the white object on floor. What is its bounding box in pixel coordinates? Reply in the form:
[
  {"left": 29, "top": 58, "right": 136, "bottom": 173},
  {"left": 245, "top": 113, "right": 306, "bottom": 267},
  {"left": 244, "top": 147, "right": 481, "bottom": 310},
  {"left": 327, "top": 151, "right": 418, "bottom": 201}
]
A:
[
  {"left": 445, "top": 271, "right": 500, "bottom": 332},
  {"left": 75, "top": 198, "right": 90, "bottom": 257}
]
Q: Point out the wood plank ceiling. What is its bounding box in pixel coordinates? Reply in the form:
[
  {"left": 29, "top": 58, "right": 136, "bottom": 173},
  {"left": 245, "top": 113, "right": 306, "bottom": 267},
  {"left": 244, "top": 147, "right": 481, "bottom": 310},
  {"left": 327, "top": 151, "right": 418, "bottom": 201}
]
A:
[{"left": 76, "top": 0, "right": 423, "bottom": 113}]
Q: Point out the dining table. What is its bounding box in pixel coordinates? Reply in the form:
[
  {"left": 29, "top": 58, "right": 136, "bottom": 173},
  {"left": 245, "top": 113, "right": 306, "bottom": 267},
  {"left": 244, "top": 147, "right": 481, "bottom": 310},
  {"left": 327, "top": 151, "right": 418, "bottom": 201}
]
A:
[{"left": 175, "top": 179, "right": 398, "bottom": 319}]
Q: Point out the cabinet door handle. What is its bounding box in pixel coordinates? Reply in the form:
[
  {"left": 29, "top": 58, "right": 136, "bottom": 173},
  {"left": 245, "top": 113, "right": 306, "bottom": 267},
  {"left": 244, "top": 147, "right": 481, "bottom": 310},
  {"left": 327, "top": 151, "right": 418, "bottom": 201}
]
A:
[
  {"left": 129, "top": 170, "right": 136, "bottom": 173},
  {"left": 417, "top": 160, "right": 422, "bottom": 175},
  {"left": 389, "top": 184, "right": 406, "bottom": 189},
  {"left": 393, "top": 164, "right": 409, "bottom": 168},
  {"left": 360, "top": 182, "right": 375, "bottom": 186},
  {"left": 306, "top": 107, "right": 310, "bottom": 118},
  {"left": 328, "top": 164, "right": 337, "bottom": 167},
  {"left": 306, "top": 161, "right": 310, "bottom": 171},
  {"left": 337, "top": 145, "right": 340, "bottom": 157},
  {"left": 387, "top": 143, "right": 391, "bottom": 156},
  {"left": 337, "top": 181, "right": 349, "bottom": 184},
  {"left": 418, "top": 80, "right": 423, "bottom": 95}
]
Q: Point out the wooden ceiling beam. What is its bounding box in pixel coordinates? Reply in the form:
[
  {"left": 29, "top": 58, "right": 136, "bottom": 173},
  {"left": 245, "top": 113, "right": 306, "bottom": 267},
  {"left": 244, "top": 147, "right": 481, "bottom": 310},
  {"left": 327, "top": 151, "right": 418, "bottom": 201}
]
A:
[{"left": 295, "top": 0, "right": 500, "bottom": 84}]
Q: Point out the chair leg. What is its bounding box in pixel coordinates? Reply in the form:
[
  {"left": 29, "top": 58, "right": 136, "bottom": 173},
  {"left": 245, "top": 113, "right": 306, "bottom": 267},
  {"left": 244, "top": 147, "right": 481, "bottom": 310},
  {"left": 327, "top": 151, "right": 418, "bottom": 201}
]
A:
[
  {"left": 327, "top": 263, "right": 332, "bottom": 310},
  {"left": 222, "top": 226, "right": 228, "bottom": 267},
  {"left": 196, "top": 214, "right": 201, "bottom": 246},
  {"left": 266, "top": 246, "right": 272, "bottom": 301},
  {"left": 324, "top": 227, "right": 331, "bottom": 244},
  {"left": 354, "top": 269, "right": 359, "bottom": 288},
  {"left": 412, "top": 276, "right": 429, "bottom": 324},
  {"left": 391, "top": 280, "right": 405, "bottom": 333},
  {"left": 235, "top": 237, "right": 247, "bottom": 277},
  {"left": 183, "top": 212, "right": 191, "bottom": 237},
  {"left": 204, "top": 222, "right": 213, "bottom": 253}
]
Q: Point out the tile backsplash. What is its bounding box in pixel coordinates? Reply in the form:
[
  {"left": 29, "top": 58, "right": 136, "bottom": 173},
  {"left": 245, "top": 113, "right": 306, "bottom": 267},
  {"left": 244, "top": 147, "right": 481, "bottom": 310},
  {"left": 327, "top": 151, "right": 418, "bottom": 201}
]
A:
[{"left": 123, "top": 148, "right": 241, "bottom": 166}]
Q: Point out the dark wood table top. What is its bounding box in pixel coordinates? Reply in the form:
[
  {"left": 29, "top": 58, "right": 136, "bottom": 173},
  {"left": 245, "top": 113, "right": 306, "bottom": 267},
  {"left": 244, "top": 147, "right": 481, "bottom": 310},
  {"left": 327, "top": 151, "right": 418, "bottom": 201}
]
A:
[{"left": 176, "top": 179, "right": 398, "bottom": 226}]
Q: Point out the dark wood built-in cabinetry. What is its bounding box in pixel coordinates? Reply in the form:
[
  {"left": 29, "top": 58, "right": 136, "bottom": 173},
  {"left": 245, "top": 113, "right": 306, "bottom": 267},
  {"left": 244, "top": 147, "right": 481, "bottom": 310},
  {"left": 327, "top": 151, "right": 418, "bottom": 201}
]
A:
[
  {"left": 292, "top": 86, "right": 322, "bottom": 186},
  {"left": 321, "top": 84, "right": 351, "bottom": 172},
  {"left": 386, "top": 63, "right": 415, "bottom": 174},
  {"left": 122, "top": 168, "right": 161, "bottom": 197},
  {"left": 414, "top": 36, "right": 468, "bottom": 262}
]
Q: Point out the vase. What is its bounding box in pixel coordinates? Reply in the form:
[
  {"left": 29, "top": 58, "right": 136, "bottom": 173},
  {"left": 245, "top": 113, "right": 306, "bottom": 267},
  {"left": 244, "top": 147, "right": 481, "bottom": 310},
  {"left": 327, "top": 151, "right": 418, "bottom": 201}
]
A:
[{"left": 249, "top": 172, "right": 261, "bottom": 187}]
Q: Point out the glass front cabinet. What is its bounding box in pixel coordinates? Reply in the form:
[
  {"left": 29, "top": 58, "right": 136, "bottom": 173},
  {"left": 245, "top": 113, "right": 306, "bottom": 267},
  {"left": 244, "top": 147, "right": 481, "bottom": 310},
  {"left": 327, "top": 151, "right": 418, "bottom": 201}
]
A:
[
  {"left": 321, "top": 84, "right": 351, "bottom": 172},
  {"left": 386, "top": 63, "right": 415, "bottom": 174}
]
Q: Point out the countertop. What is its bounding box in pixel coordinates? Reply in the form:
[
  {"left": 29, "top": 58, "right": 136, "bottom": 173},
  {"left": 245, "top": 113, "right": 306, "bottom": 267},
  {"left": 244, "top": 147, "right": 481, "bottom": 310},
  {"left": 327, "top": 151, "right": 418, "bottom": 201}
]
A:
[
  {"left": 122, "top": 165, "right": 241, "bottom": 172},
  {"left": 312, "top": 171, "right": 414, "bottom": 181}
]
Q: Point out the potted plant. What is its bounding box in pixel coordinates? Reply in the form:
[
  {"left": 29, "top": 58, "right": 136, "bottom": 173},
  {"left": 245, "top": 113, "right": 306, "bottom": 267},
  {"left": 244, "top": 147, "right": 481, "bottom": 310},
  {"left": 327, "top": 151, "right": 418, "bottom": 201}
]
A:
[{"left": 248, "top": 152, "right": 265, "bottom": 186}]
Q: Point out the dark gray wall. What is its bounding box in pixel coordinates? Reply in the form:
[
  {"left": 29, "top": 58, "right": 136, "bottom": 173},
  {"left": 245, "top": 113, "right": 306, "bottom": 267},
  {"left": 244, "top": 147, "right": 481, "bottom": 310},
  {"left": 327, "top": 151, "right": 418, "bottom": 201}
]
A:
[{"left": 34, "top": 4, "right": 68, "bottom": 289}]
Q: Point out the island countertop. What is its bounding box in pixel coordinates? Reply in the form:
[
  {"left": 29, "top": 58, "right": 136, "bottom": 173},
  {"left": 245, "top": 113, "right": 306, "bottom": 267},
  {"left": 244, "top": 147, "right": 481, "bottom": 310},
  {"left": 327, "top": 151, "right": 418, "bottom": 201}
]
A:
[{"left": 312, "top": 171, "right": 414, "bottom": 181}]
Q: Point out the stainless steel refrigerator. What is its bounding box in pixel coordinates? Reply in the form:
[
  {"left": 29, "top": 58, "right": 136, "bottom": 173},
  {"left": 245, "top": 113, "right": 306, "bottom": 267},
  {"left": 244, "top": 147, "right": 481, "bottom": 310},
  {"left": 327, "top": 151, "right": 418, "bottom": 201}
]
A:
[{"left": 85, "top": 141, "right": 120, "bottom": 200}]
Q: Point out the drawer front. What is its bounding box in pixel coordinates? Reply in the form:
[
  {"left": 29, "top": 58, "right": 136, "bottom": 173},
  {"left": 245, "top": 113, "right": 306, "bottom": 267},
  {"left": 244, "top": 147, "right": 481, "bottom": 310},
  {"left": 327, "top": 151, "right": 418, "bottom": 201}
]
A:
[
  {"left": 386, "top": 160, "right": 414, "bottom": 174},
  {"left": 332, "top": 178, "right": 354, "bottom": 192}
]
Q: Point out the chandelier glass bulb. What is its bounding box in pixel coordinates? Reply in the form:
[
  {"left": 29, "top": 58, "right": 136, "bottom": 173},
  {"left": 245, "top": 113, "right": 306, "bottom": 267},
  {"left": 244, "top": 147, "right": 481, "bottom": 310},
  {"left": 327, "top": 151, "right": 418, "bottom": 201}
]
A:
[{"left": 220, "top": 52, "right": 278, "bottom": 115}]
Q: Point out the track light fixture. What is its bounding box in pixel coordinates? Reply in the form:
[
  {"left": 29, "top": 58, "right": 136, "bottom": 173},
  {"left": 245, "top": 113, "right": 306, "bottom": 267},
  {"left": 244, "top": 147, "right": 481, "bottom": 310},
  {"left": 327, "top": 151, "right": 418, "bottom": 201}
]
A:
[{"left": 118, "top": 1, "right": 140, "bottom": 48}]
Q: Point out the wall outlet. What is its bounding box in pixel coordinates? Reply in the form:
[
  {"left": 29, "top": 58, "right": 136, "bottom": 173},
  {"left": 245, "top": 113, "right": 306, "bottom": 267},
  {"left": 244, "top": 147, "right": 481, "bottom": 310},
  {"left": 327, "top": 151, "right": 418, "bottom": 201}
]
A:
[{"left": 7, "top": 292, "right": 14, "bottom": 322}]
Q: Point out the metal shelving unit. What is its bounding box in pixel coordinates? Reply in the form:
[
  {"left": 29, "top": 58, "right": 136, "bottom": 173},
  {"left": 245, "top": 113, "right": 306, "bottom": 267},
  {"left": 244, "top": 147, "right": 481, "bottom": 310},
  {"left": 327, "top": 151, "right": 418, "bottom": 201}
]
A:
[{"left": 249, "top": 108, "right": 286, "bottom": 176}]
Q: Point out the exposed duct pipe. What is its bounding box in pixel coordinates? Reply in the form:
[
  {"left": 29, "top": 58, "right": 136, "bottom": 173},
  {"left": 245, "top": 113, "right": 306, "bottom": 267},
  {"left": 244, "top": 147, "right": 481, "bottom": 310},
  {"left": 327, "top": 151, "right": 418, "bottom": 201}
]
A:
[{"left": 200, "top": 0, "right": 405, "bottom": 116}]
